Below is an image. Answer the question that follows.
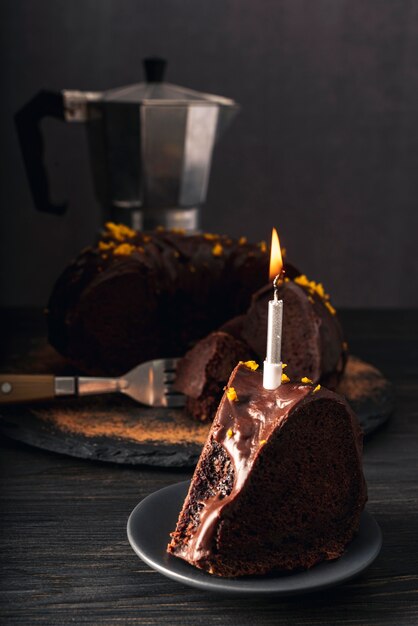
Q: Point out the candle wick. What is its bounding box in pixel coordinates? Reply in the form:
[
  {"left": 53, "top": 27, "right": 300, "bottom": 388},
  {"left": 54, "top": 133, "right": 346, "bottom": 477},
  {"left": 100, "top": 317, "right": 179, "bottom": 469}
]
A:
[{"left": 273, "top": 269, "right": 285, "bottom": 301}]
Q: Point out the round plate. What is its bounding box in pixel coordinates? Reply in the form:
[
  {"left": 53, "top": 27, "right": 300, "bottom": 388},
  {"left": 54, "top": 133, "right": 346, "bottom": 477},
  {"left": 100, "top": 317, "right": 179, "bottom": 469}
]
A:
[{"left": 127, "top": 481, "right": 382, "bottom": 596}]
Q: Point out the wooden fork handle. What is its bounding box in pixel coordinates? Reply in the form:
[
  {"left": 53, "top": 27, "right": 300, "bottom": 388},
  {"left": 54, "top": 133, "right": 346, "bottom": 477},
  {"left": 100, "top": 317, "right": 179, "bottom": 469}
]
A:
[{"left": 0, "top": 375, "right": 55, "bottom": 404}]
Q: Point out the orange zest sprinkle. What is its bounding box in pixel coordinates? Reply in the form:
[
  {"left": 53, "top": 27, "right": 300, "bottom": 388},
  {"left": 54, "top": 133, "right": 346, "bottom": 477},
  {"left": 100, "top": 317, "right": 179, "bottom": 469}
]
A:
[
  {"left": 294, "top": 274, "right": 336, "bottom": 314},
  {"left": 105, "top": 222, "right": 136, "bottom": 241},
  {"left": 226, "top": 387, "right": 238, "bottom": 402},
  {"left": 281, "top": 373, "right": 290, "bottom": 383},
  {"left": 240, "top": 360, "right": 259, "bottom": 371},
  {"left": 98, "top": 241, "right": 115, "bottom": 251},
  {"left": 325, "top": 301, "right": 336, "bottom": 315},
  {"left": 301, "top": 377, "right": 313, "bottom": 384},
  {"left": 227, "top": 428, "right": 234, "bottom": 439},
  {"left": 212, "top": 243, "right": 223, "bottom": 257},
  {"left": 313, "top": 384, "right": 321, "bottom": 393},
  {"left": 113, "top": 243, "right": 136, "bottom": 256}
]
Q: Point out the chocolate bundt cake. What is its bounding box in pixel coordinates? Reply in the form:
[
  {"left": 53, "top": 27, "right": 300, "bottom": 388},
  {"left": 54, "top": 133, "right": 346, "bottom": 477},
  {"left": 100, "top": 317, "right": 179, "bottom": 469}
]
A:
[
  {"left": 47, "top": 224, "right": 270, "bottom": 376},
  {"left": 176, "top": 274, "right": 346, "bottom": 421},
  {"left": 168, "top": 362, "right": 367, "bottom": 577}
]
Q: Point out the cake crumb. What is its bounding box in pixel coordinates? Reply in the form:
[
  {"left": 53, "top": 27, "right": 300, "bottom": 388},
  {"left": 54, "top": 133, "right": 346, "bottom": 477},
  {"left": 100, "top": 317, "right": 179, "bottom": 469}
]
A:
[
  {"left": 282, "top": 373, "right": 290, "bottom": 383},
  {"left": 226, "top": 387, "right": 238, "bottom": 402},
  {"left": 212, "top": 243, "right": 223, "bottom": 257},
  {"left": 313, "top": 384, "right": 321, "bottom": 393},
  {"left": 301, "top": 377, "right": 313, "bottom": 384}
]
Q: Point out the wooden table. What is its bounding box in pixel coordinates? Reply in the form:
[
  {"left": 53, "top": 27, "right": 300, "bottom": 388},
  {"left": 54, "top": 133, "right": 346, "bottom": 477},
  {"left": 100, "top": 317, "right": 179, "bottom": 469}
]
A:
[{"left": 1, "top": 310, "right": 417, "bottom": 625}]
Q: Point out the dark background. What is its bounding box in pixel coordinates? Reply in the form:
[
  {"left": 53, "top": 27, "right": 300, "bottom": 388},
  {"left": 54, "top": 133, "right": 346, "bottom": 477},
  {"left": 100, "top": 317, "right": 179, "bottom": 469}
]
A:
[{"left": 1, "top": 0, "right": 417, "bottom": 308}]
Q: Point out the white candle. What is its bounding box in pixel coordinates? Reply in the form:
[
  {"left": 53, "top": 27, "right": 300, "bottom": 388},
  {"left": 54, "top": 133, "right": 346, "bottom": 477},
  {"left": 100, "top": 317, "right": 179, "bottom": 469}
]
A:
[{"left": 263, "top": 275, "right": 283, "bottom": 390}]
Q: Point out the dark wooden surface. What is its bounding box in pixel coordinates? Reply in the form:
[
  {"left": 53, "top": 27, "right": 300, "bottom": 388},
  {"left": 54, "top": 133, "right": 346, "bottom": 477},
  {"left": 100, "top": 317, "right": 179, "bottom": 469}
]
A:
[{"left": 1, "top": 309, "right": 417, "bottom": 625}]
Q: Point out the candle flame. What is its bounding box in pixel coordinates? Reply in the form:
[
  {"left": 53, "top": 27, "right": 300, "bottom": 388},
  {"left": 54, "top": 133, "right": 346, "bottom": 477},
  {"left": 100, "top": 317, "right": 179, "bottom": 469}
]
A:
[{"left": 269, "top": 228, "right": 283, "bottom": 281}]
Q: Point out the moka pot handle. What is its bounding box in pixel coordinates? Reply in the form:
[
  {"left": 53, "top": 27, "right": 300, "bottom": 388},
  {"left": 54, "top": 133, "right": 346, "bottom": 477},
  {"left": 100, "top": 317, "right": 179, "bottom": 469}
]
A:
[{"left": 14, "top": 90, "right": 67, "bottom": 215}]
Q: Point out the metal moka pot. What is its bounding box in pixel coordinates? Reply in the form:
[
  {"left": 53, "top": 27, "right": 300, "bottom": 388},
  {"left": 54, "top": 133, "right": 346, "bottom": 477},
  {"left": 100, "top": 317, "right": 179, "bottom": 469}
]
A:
[{"left": 15, "top": 58, "right": 239, "bottom": 231}]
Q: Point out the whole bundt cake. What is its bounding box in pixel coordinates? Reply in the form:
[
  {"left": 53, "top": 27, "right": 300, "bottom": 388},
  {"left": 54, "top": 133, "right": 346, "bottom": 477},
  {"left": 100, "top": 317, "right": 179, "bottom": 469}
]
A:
[
  {"left": 47, "top": 223, "right": 270, "bottom": 375},
  {"left": 168, "top": 361, "right": 367, "bottom": 577}
]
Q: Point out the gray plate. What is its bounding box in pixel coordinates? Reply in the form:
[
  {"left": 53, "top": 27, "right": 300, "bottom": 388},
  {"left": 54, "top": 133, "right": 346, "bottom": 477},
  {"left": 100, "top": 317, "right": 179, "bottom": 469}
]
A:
[{"left": 127, "top": 480, "right": 382, "bottom": 596}]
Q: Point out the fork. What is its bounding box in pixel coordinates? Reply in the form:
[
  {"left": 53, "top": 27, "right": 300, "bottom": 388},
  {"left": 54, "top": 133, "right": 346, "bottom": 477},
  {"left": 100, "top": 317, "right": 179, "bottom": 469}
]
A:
[{"left": 0, "top": 358, "right": 185, "bottom": 408}]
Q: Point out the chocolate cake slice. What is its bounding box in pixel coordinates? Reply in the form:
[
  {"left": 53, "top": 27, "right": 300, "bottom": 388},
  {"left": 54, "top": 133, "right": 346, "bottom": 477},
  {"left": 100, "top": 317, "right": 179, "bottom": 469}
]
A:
[
  {"left": 168, "top": 362, "right": 367, "bottom": 577},
  {"left": 174, "top": 332, "right": 252, "bottom": 422}
]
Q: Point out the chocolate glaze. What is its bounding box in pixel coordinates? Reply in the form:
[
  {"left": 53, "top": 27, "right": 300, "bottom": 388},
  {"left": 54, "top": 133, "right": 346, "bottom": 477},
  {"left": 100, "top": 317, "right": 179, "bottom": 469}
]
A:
[{"left": 173, "top": 363, "right": 314, "bottom": 565}]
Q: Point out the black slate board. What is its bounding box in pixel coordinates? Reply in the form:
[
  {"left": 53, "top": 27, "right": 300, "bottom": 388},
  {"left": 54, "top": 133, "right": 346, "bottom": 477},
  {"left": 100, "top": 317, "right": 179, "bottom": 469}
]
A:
[{"left": 0, "top": 354, "right": 395, "bottom": 467}]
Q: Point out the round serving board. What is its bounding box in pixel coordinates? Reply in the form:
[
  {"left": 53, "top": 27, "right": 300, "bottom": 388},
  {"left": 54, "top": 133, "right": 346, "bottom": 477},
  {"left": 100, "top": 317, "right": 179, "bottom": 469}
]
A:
[{"left": 0, "top": 350, "right": 394, "bottom": 467}]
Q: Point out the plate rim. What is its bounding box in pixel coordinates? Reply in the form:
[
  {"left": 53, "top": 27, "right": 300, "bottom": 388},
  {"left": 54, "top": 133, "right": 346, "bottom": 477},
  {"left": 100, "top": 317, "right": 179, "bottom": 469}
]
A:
[{"left": 127, "top": 480, "right": 382, "bottom": 596}]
